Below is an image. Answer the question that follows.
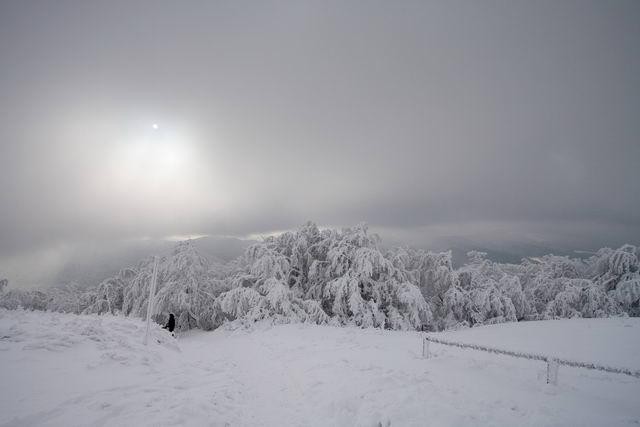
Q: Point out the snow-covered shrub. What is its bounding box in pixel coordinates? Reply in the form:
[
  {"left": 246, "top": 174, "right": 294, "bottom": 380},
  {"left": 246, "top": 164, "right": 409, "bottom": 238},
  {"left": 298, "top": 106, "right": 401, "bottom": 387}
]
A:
[
  {"left": 468, "top": 281, "right": 517, "bottom": 325},
  {"left": 248, "top": 246, "right": 290, "bottom": 281},
  {"left": 543, "top": 285, "right": 582, "bottom": 319},
  {"left": 579, "top": 284, "right": 620, "bottom": 318},
  {"left": 543, "top": 279, "right": 620, "bottom": 319},
  {"left": 0, "top": 288, "right": 48, "bottom": 311},
  {"left": 499, "top": 275, "right": 529, "bottom": 321},
  {"left": 613, "top": 274, "right": 640, "bottom": 316},
  {"left": 219, "top": 287, "right": 262, "bottom": 319},
  {"left": 443, "top": 253, "right": 521, "bottom": 326},
  {"left": 323, "top": 274, "right": 381, "bottom": 327},
  {"left": 302, "top": 299, "right": 330, "bottom": 324},
  {"left": 388, "top": 248, "right": 455, "bottom": 326},
  {"left": 608, "top": 246, "right": 638, "bottom": 276},
  {"left": 259, "top": 278, "right": 305, "bottom": 319},
  {"left": 0, "top": 289, "right": 27, "bottom": 310},
  {"left": 440, "top": 285, "right": 470, "bottom": 329},
  {"left": 47, "top": 283, "right": 91, "bottom": 314},
  {"left": 83, "top": 274, "right": 128, "bottom": 315},
  {"left": 395, "top": 281, "right": 432, "bottom": 329},
  {"left": 588, "top": 245, "right": 639, "bottom": 292},
  {"left": 213, "top": 278, "right": 328, "bottom": 327}
]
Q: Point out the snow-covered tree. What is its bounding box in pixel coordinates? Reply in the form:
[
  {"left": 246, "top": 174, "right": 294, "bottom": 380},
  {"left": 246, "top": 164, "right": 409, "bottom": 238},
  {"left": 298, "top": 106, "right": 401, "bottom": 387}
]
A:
[
  {"left": 395, "top": 281, "right": 432, "bottom": 329},
  {"left": 83, "top": 270, "right": 133, "bottom": 315},
  {"left": 542, "top": 279, "right": 621, "bottom": 319},
  {"left": 0, "top": 222, "right": 637, "bottom": 331},
  {"left": 0, "top": 288, "right": 48, "bottom": 311},
  {"left": 314, "top": 225, "right": 431, "bottom": 329},
  {"left": 613, "top": 274, "right": 640, "bottom": 316},
  {"left": 440, "top": 252, "right": 523, "bottom": 327},
  {"left": 441, "top": 285, "right": 470, "bottom": 329},
  {"left": 388, "top": 248, "right": 456, "bottom": 328},
  {"left": 214, "top": 222, "right": 432, "bottom": 330},
  {"left": 219, "top": 287, "right": 262, "bottom": 319},
  {"left": 118, "top": 241, "right": 230, "bottom": 330},
  {"left": 47, "top": 282, "right": 90, "bottom": 314},
  {"left": 588, "top": 245, "right": 639, "bottom": 292},
  {"left": 499, "top": 275, "right": 529, "bottom": 321},
  {"left": 518, "top": 254, "right": 587, "bottom": 318}
]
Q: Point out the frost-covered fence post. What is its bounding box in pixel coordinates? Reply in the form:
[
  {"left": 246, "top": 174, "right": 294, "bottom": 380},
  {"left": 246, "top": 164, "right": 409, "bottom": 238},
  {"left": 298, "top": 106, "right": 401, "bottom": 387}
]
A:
[
  {"left": 421, "top": 325, "right": 430, "bottom": 358},
  {"left": 546, "top": 358, "right": 559, "bottom": 385},
  {"left": 143, "top": 256, "right": 159, "bottom": 346},
  {"left": 423, "top": 339, "right": 430, "bottom": 359}
]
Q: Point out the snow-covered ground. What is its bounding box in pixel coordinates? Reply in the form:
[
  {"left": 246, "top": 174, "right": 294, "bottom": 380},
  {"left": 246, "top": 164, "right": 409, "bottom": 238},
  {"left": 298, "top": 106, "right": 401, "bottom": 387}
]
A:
[{"left": 1, "top": 310, "right": 639, "bottom": 427}]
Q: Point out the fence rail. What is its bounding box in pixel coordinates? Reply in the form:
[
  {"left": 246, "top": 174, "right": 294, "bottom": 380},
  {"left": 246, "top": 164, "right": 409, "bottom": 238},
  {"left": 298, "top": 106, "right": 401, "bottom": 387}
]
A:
[{"left": 422, "top": 334, "right": 640, "bottom": 384}]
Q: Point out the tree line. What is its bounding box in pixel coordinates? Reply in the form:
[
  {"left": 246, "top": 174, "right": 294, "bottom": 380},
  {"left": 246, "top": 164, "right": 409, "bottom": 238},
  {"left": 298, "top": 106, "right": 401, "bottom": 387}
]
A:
[{"left": 1, "top": 222, "right": 639, "bottom": 331}]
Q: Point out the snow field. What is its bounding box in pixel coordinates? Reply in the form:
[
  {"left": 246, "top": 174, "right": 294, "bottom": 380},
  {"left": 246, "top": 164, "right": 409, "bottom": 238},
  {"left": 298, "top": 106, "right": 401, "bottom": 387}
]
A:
[{"left": 1, "top": 309, "right": 639, "bottom": 426}]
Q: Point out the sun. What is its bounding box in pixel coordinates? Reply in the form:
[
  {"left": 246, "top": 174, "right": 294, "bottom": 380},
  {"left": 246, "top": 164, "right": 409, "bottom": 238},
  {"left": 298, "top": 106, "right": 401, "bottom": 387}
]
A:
[
  {"left": 108, "top": 122, "right": 194, "bottom": 193},
  {"left": 98, "top": 120, "right": 226, "bottom": 214}
]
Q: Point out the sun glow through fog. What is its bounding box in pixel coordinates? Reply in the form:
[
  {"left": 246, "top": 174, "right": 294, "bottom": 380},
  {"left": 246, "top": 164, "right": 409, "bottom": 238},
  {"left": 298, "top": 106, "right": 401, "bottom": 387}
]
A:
[
  {"left": 116, "top": 125, "right": 187, "bottom": 183},
  {"left": 101, "top": 122, "right": 208, "bottom": 211}
]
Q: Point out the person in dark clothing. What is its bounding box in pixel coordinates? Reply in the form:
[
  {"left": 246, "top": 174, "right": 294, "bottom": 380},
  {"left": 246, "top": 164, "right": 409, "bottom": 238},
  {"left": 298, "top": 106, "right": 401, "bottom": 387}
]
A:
[{"left": 163, "top": 313, "right": 175, "bottom": 334}]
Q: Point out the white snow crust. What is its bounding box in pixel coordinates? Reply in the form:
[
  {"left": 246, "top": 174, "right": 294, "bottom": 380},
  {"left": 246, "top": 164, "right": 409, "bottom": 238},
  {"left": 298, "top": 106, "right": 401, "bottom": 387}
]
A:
[{"left": 1, "top": 309, "right": 639, "bottom": 426}]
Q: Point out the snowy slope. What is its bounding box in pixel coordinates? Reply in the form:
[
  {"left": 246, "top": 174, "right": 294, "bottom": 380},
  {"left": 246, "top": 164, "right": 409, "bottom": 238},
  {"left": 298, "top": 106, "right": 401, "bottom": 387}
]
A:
[{"left": 1, "top": 310, "right": 639, "bottom": 427}]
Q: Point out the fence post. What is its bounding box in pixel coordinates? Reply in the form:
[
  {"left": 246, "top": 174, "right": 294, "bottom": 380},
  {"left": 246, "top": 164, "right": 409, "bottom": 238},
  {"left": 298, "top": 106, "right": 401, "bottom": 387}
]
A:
[
  {"left": 546, "top": 358, "right": 559, "bottom": 385},
  {"left": 421, "top": 325, "right": 430, "bottom": 358}
]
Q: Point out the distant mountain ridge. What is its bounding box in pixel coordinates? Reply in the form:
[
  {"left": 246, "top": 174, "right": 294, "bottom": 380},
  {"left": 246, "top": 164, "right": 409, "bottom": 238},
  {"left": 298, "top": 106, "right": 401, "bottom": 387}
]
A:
[{"left": 6, "top": 232, "right": 610, "bottom": 289}]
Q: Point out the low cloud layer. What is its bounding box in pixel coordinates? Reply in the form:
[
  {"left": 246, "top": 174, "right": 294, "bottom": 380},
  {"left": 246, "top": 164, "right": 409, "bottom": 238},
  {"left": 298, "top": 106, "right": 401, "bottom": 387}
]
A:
[{"left": 1, "top": 0, "right": 639, "bottom": 286}]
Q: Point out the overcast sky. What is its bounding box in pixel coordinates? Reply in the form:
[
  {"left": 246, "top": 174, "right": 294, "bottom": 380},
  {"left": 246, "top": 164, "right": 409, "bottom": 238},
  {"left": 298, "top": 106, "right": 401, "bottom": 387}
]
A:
[{"left": 1, "top": 0, "right": 639, "bottom": 286}]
